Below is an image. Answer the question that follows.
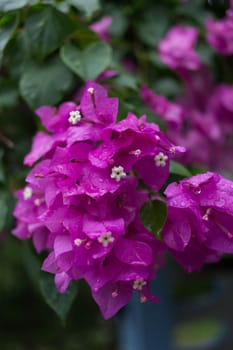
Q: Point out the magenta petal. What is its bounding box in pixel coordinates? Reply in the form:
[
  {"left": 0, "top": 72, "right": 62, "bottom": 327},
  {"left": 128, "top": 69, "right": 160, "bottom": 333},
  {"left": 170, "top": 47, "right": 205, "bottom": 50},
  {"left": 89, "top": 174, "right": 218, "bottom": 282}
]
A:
[
  {"left": 54, "top": 235, "right": 72, "bottom": 257},
  {"left": 42, "top": 252, "right": 57, "bottom": 273},
  {"left": 162, "top": 209, "right": 191, "bottom": 251},
  {"left": 135, "top": 156, "right": 169, "bottom": 192},
  {"left": 55, "top": 272, "right": 71, "bottom": 293},
  {"left": 24, "top": 132, "right": 54, "bottom": 166},
  {"left": 67, "top": 124, "right": 100, "bottom": 145},
  {"left": 36, "top": 106, "right": 56, "bottom": 131},
  {"left": 80, "top": 81, "right": 118, "bottom": 125},
  {"left": 91, "top": 282, "right": 132, "bottom": 319},
  {"left": 114, "top": 237, "right": 153, "bottom": 266},
  {"left": 12, "top": 222, "right": 30, "bottom": 239},
  {"left": 32, "top": 226, "right": 49, "bottom": 253},
  {"left": 88, "top": 142, "right": 116, "bottom": 168}
]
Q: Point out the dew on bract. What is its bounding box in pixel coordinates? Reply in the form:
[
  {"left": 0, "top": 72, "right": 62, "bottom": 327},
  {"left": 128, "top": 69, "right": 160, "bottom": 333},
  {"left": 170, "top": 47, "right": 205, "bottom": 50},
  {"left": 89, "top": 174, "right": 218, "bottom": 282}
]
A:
[
  {"left": 214, "top": 198, "right": 226, "bottom": 207},
  {"left": 193, "top": 187, "right": 201, "bottom": 194}
]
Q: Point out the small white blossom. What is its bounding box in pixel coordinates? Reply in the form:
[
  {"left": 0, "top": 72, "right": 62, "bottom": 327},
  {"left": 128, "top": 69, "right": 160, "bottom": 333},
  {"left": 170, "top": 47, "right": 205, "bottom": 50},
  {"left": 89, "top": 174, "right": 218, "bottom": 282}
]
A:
[
  {"left": 133, "top": 278, "right": 147, "bottom": 291},
  {"left": 98, "top": 231, "right": 115, "bottom": 247},
  {"left": 111, "top": 166, "right": 127, "bottom": 182},
  {"left": 87, "top": 87, "right": 94, "bottom": 94},
  {"left": 23, "top": 186, "right": 33, "bottom": 200},
  {"left": 68, "top": 110, "right": 81, "bottom": 125},
  {"left": 74, "top": 238, "right": 83, "bottom": 246},
  {"left": 154, "top": 152, "right": 168, "bottom": 167}
]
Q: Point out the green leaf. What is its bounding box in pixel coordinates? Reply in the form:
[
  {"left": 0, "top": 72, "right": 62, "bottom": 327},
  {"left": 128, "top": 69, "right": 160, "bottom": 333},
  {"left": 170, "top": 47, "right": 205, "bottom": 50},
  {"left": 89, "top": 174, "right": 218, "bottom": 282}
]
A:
[
  {"left": 140, "top": 200, "right": 167, "bottom": 238},
  {"left": 0, "top": 0, "right": 28, "bottom": 12},
  {"left": 110, "top": 62, "right": 138, "bottom": 90},
  {"left": 174, "top": 318, "right": 225, "bottom": 349},
  {"left": 25, "top": 6, "right": 74, "bottom": 60},
  {"left": 153, "top": 78, "right": 182, "bottom": 98},
  {"left": 5, "top": 31, "right": 32, "bottom": 79},
  {"left": 136, "top": 5, "right": 170, "bottom": 47},
  {"left": 107, "top": 6, "right": 128, "bottom": 37},
  {"left": 22, "top": 243, "right": 77, "bottom": 321},
  {"left": 0, "top": 80, "right": 19, "bottom": 107},
  {"left": 40, "top": 272, "right": 78, "bottom": 322},
  {"left": 61, "top": 41, "right": 112, "bottom": 81},
  {"left": 175, "top": 0, "right": 212, "bottom": 25},
  {"left": 0, "top": 193, "right": 8, "bottom": 230},
  {"left": 0, "top": 14, "right": 18, "bottom": 58},
  {"left": 197, "top": 43, "right": 213, "bottom": 65},
  {"left": 67, "top": 0, "right": 100, "bottom": 17},
  {"left": 22, "top": 242, "right": 41, "bottom": 287},
  {"left": 170, "top": 161, "right": 192, "bottom": 178},
  {"left": 19, "top": 57, "right": 74, "bottom": 109}
]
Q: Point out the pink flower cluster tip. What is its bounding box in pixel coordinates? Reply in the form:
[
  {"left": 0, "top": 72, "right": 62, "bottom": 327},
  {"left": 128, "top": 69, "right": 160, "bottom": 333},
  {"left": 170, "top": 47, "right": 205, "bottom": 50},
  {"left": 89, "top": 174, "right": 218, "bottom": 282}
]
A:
[
  {"left": 158, "top": 25, "right": 201, "bottom": 72},
  {"left": 163, "top": 172, "right": 233, "bottom": 272},
  {"left": 206, "top": 8, "right": 233, "bottom": 55}
]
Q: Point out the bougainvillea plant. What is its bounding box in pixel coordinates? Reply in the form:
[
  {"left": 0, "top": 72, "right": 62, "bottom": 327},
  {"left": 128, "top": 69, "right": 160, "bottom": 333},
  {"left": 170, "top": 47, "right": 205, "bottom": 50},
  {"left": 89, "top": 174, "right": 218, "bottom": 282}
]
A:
[
  {"left": 13, "top": 80, "right": 233, "bottom": 319},
  {"left": 1, "top": 0, "right": 233, "bottom": 322}
]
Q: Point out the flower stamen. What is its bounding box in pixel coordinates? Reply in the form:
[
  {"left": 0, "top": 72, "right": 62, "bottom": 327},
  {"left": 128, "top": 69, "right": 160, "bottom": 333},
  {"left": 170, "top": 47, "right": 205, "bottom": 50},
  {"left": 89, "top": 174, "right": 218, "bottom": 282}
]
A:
[
  {"left": 68, "top": 110, "right": 81, "bottom": 125},
  {"left": 111, "top": 166, "right": 127, "bottom": 182},
  {"left": 98, "top": 231, "right": 115, "bottom": 247},
  {"left": 23, "top": 186, "right": 33, "bottom": 200},
  {"left": 133, "top": 278, "right": 147, "bottom": 291},
  {"left": 154, "top": 152, "right": 168, "bottom": 167}
]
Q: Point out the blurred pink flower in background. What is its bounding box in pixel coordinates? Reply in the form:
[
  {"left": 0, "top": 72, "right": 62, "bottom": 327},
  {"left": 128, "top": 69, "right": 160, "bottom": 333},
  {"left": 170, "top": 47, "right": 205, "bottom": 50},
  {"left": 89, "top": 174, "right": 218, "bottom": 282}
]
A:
[{"left": 89, "top": 16, "right": 112, "bottom": 42}]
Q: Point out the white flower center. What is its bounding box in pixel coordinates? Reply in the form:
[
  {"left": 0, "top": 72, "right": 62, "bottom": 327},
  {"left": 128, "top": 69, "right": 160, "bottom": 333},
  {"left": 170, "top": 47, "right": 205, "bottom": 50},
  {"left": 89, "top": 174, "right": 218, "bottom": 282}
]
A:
[
  {"left": 133, "top": 278, "right": 147, "bottom": 291},
  {"left": 74, "top": 238, "right": 83, "bottom": 246},
  {"left": 98, "top": 231, "right": 115, "bottom": 247},
  {"left": 87, "top": 87, "right": 94, "bottom": 94},
  {"left": 23, "top": 186, "right": 33, "bottom": 200},
  {"left": 154, "top": 152, "right": 168, "bottom": 167},
  {"left": 111, "top": 166, "right": 127, "bottom": 182},
  {"left": 68, "top": 110, "right": 81, "bottom": 125}
]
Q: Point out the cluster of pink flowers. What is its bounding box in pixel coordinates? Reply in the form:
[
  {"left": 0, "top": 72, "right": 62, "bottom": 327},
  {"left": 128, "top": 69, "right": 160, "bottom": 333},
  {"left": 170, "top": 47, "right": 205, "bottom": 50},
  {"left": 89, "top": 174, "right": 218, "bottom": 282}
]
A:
[
  {"left": 158, "top": 25, "right": 201, "bottom": 73},
  {"left": 163, "top": 172, "right": 233, "bottom": 272},
  {"left": 13, "top": 81, "right": 184, "bottom": 319},
  {"left": 142, "top": 14, "right": 233, "bottom": 174},
  {"left": 13, "top": 80, "right": 233, "bottom": 318},
  {"left": 206, "top": 4, "right": 233, "bottom": 55},
  {"left": 141, "top": 81, "right": 233, "bottom": 172},
  {"left": 89, "top": 15, "right": 112, "bottom": 42}
]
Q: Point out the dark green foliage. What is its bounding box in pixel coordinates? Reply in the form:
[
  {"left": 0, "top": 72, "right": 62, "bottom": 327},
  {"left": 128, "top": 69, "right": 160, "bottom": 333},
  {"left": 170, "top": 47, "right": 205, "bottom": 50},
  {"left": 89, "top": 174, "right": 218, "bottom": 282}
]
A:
[
  {"left": 19, "top": 57, "right": 75, "bottom": 108},
  {"left": 25, "top": 6, "right": 74, "bottom": 60},
  {"left": 0, "top": 13, "right": 18, "bottom": 59},
  {"left": 40, "top": 274, "right": 78, "bottom": 322},
  {"left": 140, "top": 200, "right": 167, "bottom": 239},
  {"left": 170, "top": 161, "right": 192, "bottom": 178},
  {"left": 67, "top": 0, "right": 100, "bottom": 17},
  {"left": 61, "top": 41, "right": 112, "bottom": 80}
]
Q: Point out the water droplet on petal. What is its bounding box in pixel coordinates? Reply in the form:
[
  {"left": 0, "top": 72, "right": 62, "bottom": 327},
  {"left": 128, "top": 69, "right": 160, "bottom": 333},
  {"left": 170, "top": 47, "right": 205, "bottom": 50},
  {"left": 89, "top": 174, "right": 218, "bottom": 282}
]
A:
[
  {"left": 193, "top": 187, "right": 201, "bottom": 194},
  {"left": 170, "top": 199, "right": 177, "bottom": 206},
  {"left": 112, "top": 291, "right": 119, "bottom": 298},
  {"left": 214, "top": 198, "right": 226, "bottom": 207}
]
